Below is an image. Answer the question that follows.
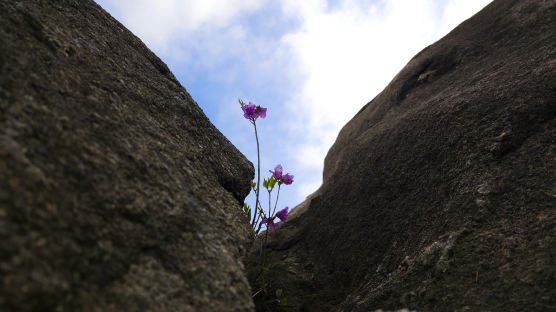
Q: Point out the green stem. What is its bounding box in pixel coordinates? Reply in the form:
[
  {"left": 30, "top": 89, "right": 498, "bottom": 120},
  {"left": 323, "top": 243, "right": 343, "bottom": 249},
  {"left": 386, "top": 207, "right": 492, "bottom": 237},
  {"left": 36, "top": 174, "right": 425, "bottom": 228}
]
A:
[
  {"left": 250, "top": 121, "right": 261, "bottom": 227},
  {"left": 255, "top": 202, "right": 265, "bottom": 234},
  {"left": 272, "top": 185, "right": 281, "bottom": 217},
  {"left": 259, "top": 187, "right": 277, "bottom": 261},
  {"left": 253, "top": 200, "right": 265, "bottom": 232},
  {"left": 260, "top": 224, "right": 270, "bottom": 265},
  {"left": 268, "top": 189, "right": 272, "bottom": 223}
]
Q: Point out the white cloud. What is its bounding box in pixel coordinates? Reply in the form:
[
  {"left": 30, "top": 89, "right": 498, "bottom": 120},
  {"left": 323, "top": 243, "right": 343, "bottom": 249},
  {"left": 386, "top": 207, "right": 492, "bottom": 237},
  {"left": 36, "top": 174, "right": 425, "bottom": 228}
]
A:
[
  {"left": 279, "top": 0, "right": 492, "bottom": 200},
  {"left": 97, "top": 0, "right": 265, "bottom": 54},
  {"left": 439, "top": 0, "right": 492, "bottom": 36}
]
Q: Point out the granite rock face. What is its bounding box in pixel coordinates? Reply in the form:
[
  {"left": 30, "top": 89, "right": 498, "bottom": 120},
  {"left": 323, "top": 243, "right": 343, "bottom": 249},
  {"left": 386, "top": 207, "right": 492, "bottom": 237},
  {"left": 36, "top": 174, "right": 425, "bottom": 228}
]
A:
[
  {"left": 0, "top": 1, "right": 254, "bottom": 311},
  {"left": 250, "top": 0, "right": 556, "bottom": 311}
]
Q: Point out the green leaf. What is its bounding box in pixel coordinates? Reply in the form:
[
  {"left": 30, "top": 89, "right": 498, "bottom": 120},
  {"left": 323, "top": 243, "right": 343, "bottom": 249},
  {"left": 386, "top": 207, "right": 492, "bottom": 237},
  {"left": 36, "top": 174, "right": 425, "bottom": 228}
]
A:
[
  {"left": 242, "top": 204, "right": 251, "bottom": 216},
  {"left": 251, "top": 181, "right": 256, "bottom": 190},
  {"left": 281, "top": 298, "right": 288, "bottom": 306},
  {"left": 238, "top": 99, "right": 245, "bottom": 107},
  {"left": 275, "top": 289, "right": 283, "bottom": 297},
  {"left": 263, "top": 179, "right": 268, "bottom": 189}
]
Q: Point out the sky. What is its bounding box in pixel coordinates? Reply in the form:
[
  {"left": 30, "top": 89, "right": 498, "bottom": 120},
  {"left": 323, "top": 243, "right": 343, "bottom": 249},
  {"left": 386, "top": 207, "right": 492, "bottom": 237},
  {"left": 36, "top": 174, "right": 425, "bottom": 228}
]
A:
[{"left": 94, "top": 0, "right": 493, "bottom": 218}]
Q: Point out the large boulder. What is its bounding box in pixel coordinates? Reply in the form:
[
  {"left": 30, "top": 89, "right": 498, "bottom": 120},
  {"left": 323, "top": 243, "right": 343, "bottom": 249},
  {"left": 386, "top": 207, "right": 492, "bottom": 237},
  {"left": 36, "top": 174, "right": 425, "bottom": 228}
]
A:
[
  {"left": 249, "top": 0, "right": 556, "bottom": 311},
  {"left": 0, "top": 0, "right": 254, "bottom": 311}
]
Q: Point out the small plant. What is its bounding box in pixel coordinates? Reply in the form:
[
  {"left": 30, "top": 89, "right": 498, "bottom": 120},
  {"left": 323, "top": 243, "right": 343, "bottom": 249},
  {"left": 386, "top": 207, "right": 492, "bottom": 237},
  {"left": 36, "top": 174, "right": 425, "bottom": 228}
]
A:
[
  {"left": 239, "top": 99, "right": 294, "bottom": 306},
  {"left": 238, "top": 99, "right": 293, "bottom": 233},
  {"left": 272, "top": 288, "right": 288, "bottom": 306}
]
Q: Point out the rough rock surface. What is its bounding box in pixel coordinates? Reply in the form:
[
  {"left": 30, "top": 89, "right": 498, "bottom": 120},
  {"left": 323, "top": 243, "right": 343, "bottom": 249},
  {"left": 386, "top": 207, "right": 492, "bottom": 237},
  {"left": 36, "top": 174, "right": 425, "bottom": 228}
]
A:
[
  {"left": 249, "top": 0, "right": 556, "bottom": 311},
  {"left": 0, "top": 1, "right": 254, "bottom": 311}
]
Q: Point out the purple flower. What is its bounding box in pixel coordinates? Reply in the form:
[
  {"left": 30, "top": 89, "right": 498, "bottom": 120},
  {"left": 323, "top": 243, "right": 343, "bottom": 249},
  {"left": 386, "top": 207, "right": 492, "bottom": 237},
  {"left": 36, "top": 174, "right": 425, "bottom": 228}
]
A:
[
  {"left": 269, "top": 164, "right": 283, "bottom": 180},
  {"left": 257, "top": 106, "right": 267, "bottom": 118},
  {"left": 271, "top": 299, "right": 280, "bottom": 305},
  {"left": 276, "top": 207, "right": 289, "bottom": 223},
  {"left": 262, "top": 217, "right": 276, "bottom": 231},
  {"left": 270, "top": 165, "right": 294, "bottom": 185},
  {"left": 283, "top": 173, "right": 294, "bottom": 185},
  {"left": 242, "top": 101, "right": 267, "bottom": 120},
  {"left": 261, "top": 207, "right": 289, "bottom": 231},
  {"left": 242, "top": 102, "right": 258, "bottom": 119}
]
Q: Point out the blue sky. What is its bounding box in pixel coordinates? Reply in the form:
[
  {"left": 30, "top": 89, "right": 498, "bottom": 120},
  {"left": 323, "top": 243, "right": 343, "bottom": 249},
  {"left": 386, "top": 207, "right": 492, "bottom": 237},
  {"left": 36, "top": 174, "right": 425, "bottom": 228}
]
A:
[{"left": 94, "top": 0, "right": 492, "bottom": 217}]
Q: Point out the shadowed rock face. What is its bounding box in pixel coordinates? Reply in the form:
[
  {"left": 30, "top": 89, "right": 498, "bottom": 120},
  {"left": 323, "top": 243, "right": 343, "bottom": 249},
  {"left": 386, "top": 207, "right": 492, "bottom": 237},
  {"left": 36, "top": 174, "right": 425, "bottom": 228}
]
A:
[
  {"left": 249, "top": 0, "right": 556, "bottom": 311},
  {"left": 0, "top": 1, "right": 254, "bottom": 311}
]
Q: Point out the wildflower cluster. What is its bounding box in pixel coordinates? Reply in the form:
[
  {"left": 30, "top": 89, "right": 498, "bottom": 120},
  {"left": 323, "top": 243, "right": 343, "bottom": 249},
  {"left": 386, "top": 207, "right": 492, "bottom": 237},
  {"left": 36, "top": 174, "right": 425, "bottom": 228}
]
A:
[
  {"left": 239, "top": 99, "right": 292, "bottom": 307},
  {"left": 269, "top": 164, "right": 294, "bottom": 185},
  {"left": 239, "top": 99, "right": 293, "bottom": 233}
]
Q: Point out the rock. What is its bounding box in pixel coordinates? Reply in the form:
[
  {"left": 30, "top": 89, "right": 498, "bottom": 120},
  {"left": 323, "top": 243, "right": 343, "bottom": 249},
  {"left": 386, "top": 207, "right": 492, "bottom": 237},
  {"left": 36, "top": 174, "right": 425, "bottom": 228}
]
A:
[
  {"left": 0, "top": 1, "right": 254, "bottom": 311},
  {"left": 249, "top": 0, "right": 556, "bottom": 311}
]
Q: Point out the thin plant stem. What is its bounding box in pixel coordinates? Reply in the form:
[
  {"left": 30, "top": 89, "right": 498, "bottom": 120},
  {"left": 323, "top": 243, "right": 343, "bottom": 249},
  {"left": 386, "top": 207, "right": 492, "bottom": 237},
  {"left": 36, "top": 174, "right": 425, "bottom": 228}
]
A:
[
  {"left": 259, "top": 204, "right": 269, "bottom": 262},
  {"left": 268, "top": 189, "right": 272, "bottom": 222},
  {"left": 260, "top": 225, "right": 270, "bottom": 265},
  {"left": 254, "top": 201, "right": 265, "bottom": 232},
  {"left": 260, "top": 230, "right": 265, "bottom": 260},
  {"left": 255, "top": 203, "right": 265, "bottom": 234},
  {"left": 250, "top": 120, "right": 261, "bottom": 227},
  {"left": 259, "top": 189, "right": 275, "bottom": 261},
  {"left": 252, "top": 288, "right": 264, "bottom": 298},
  {"left": 271, "top": 184, "right": 281, "bottom": 217},
  {"left": 260, "top": 218, "right": 271, "bottom": 265},
  {"left": 254, "top": 186, "right": 275, "bottom": 234}
]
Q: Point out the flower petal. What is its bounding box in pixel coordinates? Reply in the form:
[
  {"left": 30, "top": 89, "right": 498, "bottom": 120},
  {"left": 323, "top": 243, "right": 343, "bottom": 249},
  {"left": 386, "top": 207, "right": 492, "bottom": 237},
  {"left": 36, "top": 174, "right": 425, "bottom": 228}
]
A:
[
  {"left": 257, "top": 106, "right": 267, "bottom": 118},
  {"left": 242, "top": 102, "right": 257, "bottom": 119},
  {"left": 271, "top": 165, "right": 283, "bottom": 180},
  {"left": 283, "top": 174, "right": 294, "bottom": 185},
  {"left": 276, "top": 207, "right": 289, "bottom": 223}
]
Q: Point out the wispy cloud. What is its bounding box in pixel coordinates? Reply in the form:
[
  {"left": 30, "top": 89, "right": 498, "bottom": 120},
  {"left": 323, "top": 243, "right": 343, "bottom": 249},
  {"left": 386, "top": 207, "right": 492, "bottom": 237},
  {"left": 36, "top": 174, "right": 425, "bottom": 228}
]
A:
[{"left": 97, "top": 0, "right": 265, "bottom": 54}]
